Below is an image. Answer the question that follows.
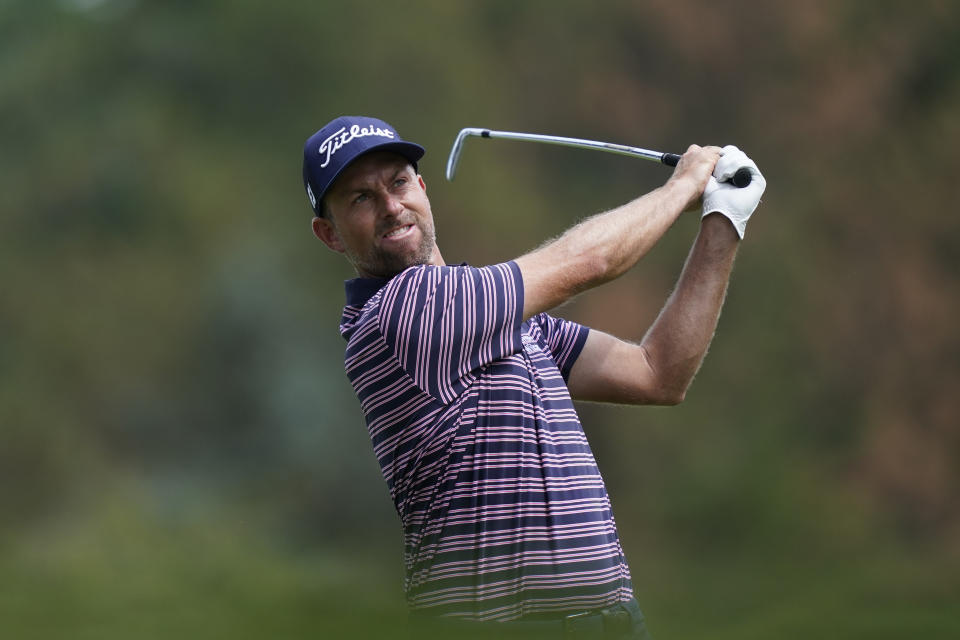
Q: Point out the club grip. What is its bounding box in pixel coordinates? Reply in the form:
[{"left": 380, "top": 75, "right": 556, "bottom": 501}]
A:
[
  {"left": 731, "top": 167, "right": 753, "bottom": 188},
  {"left": 661, "top": 153, "right": 752, "bottom": 188}
]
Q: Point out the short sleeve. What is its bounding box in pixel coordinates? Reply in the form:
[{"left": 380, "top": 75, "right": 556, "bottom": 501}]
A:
[
  {"left": 533, "top": 312, "right": 590, "bottom": 382},
  {"left": 378, "top": 262, "right": 524, "bottom": 403}
]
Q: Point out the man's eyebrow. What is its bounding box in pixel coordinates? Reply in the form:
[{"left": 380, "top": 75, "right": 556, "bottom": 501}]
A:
[
  {"left": 337, "top": 163, "right": 410, "bottom": 196},
  {"left": 338, "top": 179, "right": 374, "bottom": 196},
  {"left": 380, "top": 165, "right": 412, "bottom": 186}
]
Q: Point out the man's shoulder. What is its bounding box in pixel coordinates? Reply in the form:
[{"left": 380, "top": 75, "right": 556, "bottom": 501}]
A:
[
  {"left": 339, "top": 260, "right": 524, "bottom": 342},
  {"left": 364, "top": 262, "right": 519, "bottom": 305}
]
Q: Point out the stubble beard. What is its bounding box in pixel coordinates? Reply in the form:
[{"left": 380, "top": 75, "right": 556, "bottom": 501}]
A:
[{"left": 347, "top": 219, "right": 437, "bottom": 279}]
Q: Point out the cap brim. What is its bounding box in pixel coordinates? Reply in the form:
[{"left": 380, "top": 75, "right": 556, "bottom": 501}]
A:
[{"left": 365, "top": 140, "right": 425, "bottom": 166}]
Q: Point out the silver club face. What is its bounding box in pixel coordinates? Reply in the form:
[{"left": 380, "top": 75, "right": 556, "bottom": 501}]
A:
[{"left": 445, "top": 128, "right": 488, "bottom": 181}]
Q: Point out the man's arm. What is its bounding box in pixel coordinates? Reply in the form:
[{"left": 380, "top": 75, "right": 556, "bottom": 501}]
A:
[
  {"left": 514, "top": 144, "right": 765, "bottom": 406},
  {"left": 514, "top": 145, "right": 721, "bottom": 319},
  {"left": 565, "top": 213, "right": 739, "bottom": 405}
]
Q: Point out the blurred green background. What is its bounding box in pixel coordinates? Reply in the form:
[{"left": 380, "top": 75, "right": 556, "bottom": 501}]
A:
[{"left": 2, "top": 1, "right": 958, "bottom": 638}]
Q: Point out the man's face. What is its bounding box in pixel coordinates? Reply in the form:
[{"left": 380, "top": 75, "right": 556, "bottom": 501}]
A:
[{"left": 315, "top": 151, "right": 438, "bottom": 278}]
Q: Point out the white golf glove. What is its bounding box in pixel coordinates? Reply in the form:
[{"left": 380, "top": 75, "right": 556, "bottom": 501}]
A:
[{"left": 702, "top": 145, "right": 766, "bottom": 239}]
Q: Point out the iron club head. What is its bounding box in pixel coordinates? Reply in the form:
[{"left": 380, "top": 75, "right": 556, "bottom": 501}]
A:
[{"left": 445, "top": 128, "right": 488, "bottom": 181}]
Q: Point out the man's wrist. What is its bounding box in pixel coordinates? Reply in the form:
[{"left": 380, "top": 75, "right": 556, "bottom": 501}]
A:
[
  {"left": 700, "top": 211, "right": 742, "bottom": 244},
  {"left": 663, "top": 174, "right": 702, "bottom": 212}
]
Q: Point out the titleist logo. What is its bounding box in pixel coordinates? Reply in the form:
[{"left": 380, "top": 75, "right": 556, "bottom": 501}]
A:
[{"left": 318, "top": 124, "right": 395, "bottom": 168}]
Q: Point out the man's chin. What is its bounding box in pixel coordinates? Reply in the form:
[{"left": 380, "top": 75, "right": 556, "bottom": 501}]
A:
[
  {"left": 361, "top": 252, "right": 431, "bottom": 279},
  {"left": 349, "top": 233, "right": 436, "bottom": 278}
]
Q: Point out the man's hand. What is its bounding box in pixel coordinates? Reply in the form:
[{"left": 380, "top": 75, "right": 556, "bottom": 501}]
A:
[
  {"left": 667, "top": 145, "right": 723, "bottom": 212},
  {"left": 702, "top": 146, "right": 767, "bottom": 239}
]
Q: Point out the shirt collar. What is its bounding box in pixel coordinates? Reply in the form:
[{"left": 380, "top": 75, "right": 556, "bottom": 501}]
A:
[
  {"left": 344, "top": 276, "right": 390, "bottom": 308},
  {"left": 342, "top": 263, "right": 466, "bottom": 308}
]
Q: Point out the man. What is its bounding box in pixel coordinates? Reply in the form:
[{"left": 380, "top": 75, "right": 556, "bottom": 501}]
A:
[{"left": 302, "top": 115, "right": 765, "bottom": 637}]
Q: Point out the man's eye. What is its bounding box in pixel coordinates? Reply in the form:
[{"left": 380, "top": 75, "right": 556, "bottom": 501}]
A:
[
  {"left": 353, "top": 193, "right": 369, "bottom": 205},
  {"left": 394, "top": 178, "right": 408, "bottom": 188}
]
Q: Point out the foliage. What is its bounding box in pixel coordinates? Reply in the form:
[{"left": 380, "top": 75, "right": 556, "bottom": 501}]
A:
[{"left": 2, "top": 1, "right": 958, "bottom": 637}]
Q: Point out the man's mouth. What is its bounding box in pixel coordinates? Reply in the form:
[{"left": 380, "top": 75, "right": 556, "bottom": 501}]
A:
[{"left": 382, "top": 224, "right": 415, "bottom": 240}]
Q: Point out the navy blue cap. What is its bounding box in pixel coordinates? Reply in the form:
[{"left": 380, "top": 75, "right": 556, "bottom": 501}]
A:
[{"left": 302, "top": 115, "right": 425, "bottom": 215}]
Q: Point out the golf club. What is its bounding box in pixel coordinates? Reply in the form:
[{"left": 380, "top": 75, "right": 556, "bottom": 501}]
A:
[{"left": 446, "top": 127, "right": 752, "bottom": 188}]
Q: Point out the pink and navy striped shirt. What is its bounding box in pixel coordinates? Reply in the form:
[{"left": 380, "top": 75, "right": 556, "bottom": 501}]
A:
[{"left": 339, "top": 261, "right": 633, "bottom": 621}]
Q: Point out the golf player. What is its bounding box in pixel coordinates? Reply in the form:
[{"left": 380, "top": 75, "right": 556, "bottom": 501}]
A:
[{"left": 302, "top": 116, "right": 765, "bottom": 637}]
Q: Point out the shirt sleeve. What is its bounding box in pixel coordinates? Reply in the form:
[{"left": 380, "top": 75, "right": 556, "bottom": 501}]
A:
[
  {"left": 378, "top": 261, "right": 524, "bottom": 403},
  {"left": 533, "top": 312, "right": 590, "bottom": 382}
]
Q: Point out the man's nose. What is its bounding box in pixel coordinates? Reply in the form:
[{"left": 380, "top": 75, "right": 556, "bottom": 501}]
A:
[{"left": 381, "top": 191, "right": 405, "bottom": 217}]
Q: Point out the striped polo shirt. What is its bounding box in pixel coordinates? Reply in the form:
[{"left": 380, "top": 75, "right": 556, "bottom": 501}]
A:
[{"left": 339, "top": 261, "right": 633, "bottom": 621}]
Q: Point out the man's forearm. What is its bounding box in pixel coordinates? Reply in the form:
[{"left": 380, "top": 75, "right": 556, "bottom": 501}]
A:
[
  {"left": 517, "top": 177, "right": 700, "bottom": 317},
  {"left": 639, "top": 213, "right": 739, "bottom": 402},
  {"left": 561, "top": 177, "right": 699, "bottom": 284}
]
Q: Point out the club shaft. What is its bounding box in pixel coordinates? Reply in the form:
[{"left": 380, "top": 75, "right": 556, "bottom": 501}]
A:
[
  {"left": 447, "top": 127, "right": 754, "bottom": 187},
  {"left": 446, "top": 127, "right": 677, "bottom": 181},
  {"left": 483, "top": 129, "right": 670, "bottom": 162}
]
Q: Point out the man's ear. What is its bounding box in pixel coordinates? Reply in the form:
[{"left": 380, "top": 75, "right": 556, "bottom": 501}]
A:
[
  {"left": 312, "top": 216, "right": 344, "bottom": 253},
  {"left": 418, "top": 174, "right": 427, "bottom": 193}
]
